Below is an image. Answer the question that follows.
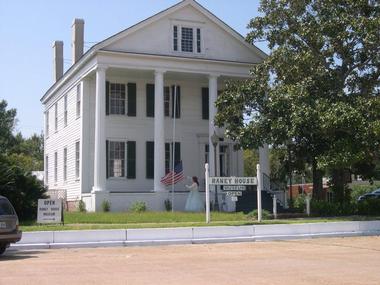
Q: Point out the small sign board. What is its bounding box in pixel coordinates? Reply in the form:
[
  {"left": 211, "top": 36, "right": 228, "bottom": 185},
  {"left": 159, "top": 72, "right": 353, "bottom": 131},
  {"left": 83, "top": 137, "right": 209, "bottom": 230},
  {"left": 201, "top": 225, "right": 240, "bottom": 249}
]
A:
[
  {"left": 225, "top": 191, "right": 243, "bottom": 197},
  {"left": 209, "top": 177, "right": 257, "bottom": 186},
  {"left": 37, "top": 199, "right": 63, "bottom": 224},
  {"left": 223, "top": 185, "right": 246, "bottom": 191}
]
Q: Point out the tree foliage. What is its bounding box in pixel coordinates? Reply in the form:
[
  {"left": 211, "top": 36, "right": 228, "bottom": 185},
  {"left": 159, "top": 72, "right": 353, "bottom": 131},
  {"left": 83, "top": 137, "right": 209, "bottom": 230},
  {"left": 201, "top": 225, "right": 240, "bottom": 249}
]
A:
[
  {"left": 215, "top": 0, "right": 380, "bottom": 203},
  {"left": 0, "top": 99, "right": 46, "bottom": 220}
]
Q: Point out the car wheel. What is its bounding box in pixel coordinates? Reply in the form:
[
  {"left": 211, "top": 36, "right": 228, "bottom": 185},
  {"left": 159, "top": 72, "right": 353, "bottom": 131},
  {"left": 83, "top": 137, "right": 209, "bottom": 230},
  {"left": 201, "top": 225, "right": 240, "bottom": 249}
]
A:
[{"left": 0, "top": 243, "right": 7, "bottom": 256}]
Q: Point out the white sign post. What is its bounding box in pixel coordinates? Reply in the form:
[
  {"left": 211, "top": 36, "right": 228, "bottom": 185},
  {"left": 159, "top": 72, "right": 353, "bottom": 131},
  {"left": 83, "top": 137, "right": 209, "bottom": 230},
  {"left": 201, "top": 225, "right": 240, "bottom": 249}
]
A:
[
  {"left": 273, "top": 194, "right": 277, "bottom": 219},
  {"left": 37, "top": 199, "right": 63, "bottom": 224},
  {"left": 205, "top": 163, "right": 210, "bottom": 224},
  {"left": 305, "top": 194, "right": 311, "bottom": 216},
  {"left": 256, "top": 164, "right": 262, "bottom": 222}
]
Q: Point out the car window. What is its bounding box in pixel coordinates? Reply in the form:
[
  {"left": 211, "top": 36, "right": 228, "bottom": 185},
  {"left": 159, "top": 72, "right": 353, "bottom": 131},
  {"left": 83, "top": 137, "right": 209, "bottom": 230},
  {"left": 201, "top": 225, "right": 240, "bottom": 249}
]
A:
[{"left": 0, "top": 199, "right": 15, "bottom": 215}]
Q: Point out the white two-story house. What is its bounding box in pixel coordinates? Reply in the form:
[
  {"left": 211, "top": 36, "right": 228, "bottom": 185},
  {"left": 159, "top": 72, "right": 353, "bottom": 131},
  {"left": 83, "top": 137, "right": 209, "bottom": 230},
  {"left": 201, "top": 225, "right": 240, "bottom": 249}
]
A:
[{"left": 41, "top": 0, "right": 269, "bottom": 212}]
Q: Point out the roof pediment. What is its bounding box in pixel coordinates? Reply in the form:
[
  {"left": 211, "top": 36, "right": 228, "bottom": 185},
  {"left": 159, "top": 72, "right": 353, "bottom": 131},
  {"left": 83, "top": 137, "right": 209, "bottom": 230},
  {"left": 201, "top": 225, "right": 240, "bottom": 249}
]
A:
[{"left": 98, "top": 0, "right": 266, "bottom": 63}]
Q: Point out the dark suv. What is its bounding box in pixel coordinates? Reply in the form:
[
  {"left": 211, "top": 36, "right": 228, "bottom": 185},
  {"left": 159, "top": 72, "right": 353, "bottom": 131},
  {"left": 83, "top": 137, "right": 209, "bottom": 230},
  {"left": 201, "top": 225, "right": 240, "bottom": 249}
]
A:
[{"left": 0, "top": 196, "right": 22, "bottom": 255}]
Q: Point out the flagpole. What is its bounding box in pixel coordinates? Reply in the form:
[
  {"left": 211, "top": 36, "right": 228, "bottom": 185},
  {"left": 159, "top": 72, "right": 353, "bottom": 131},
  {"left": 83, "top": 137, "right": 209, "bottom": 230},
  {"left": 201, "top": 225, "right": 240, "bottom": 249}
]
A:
[{"left": 171, "top": 85, "right": 177, "bottom": 213}]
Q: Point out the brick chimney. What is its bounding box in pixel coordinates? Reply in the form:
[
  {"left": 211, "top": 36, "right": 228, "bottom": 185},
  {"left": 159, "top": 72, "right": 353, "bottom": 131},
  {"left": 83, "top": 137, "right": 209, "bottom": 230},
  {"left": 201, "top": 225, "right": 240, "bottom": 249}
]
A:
[
  {"left": 71, "top": 18, "right": 84, "bottom": 64},
  {"left": 52, "top": 40, "right": 63, "bottom": 82}
]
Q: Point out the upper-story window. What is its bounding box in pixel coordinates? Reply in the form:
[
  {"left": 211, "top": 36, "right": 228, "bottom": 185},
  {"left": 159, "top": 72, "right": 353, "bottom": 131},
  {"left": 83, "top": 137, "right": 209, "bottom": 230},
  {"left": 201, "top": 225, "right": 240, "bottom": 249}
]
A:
[
  {"left": 45, "top": 110, "right": 49, "bottom": 137},
  {"left": 173, "top": 24, "right": 202, "bottom": 54},
  {"left": 54, "top": 103, "right": 58, "bottom": 132},
  {"left": 110, "top": 83, "right": 126, "bottom": 115},
  {"left": 64, "top": 94, "right": 68, "bottom": 127},
  {"left": 181, "top": 27, "right": 193, "bottom": 52},
  {"left": 76, "top": 84, "right": 81, "bottom": 118}
]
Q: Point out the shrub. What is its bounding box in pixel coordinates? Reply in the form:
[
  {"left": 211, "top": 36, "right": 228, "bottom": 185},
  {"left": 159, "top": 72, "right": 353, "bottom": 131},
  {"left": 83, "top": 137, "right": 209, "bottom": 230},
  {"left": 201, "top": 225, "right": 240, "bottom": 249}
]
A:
[
  {"left": 0, "top": 158, "right": 47, "bottom": 221},
  {"left": 164, "top": 199, "right": 172, "bottom": 211},
  {"left": 311, "top": 200, "right": 357, "bottom": 217},
  {"left": 351, "top": 183, "right": 380, "bottom": 202},
  {"left": 101, "top": 200, "right": 111, "bottom": 212},
  {"left": 293, "top": 194, "right": 306, "bottom": 212},
  {"left": 78, "top": 200, "right": 86, "bottom": 212},
  {"left": 130, "top": 201, "right": 147, "bottom": 213},
  {"left": 358, "top": 199, "right": 380, "bottom": 216},
  {"left": 247, "top": 209, "right": 271, "bottom": 220}
]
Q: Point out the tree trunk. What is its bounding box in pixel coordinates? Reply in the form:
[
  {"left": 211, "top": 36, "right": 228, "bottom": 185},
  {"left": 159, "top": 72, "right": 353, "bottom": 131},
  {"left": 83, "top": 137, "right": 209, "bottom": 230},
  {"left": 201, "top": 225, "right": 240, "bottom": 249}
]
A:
[
  {"left": 312, "top": 159, "right": 324, "bottom": 200},
  {"left": 331, "top": 168, "right": 350, "bottom": 204}
]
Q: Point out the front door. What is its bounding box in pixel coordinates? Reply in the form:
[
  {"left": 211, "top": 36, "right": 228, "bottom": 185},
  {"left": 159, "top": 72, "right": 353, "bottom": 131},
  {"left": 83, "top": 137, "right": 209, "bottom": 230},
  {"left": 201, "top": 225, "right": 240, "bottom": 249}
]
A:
[{"left": 219, "top": 145, "right": 230, "bottom": 177}]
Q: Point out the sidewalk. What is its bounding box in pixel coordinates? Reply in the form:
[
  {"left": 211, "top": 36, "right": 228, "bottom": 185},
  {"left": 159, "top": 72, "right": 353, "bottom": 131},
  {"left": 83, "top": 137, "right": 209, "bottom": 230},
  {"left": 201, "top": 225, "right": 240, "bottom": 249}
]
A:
[{"left": 11, "top": 220, "right": 380, "bottom": 250}]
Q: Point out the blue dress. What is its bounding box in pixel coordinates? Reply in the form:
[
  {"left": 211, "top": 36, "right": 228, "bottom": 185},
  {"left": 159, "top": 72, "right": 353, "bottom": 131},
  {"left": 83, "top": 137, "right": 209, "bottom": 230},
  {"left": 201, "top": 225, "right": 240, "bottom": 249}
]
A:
[{"left": 185, "top": 183, "right": 203, "bottom": 212}]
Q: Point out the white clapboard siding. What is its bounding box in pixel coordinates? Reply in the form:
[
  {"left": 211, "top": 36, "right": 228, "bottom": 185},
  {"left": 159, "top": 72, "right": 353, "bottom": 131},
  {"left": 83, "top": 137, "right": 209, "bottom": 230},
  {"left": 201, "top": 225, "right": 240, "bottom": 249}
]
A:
[{"left": 44, "top": 84, "right": 81, "bottom": 201}]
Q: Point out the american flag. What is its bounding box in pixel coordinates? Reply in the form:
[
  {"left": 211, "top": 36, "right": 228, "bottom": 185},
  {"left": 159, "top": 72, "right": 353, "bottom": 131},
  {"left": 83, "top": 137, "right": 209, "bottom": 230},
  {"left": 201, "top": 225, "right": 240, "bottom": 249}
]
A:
[{"left": 160, "top": 161, "right": 184, "bottom": 186}]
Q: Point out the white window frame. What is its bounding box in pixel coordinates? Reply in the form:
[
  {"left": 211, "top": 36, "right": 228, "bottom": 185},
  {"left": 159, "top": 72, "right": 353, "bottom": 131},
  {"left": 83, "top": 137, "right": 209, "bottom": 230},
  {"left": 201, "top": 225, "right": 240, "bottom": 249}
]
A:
[
  {"left": 108, "top": 83, "right": 127, "bottom": 115},
  {"left": 54, "top": 103, "right": 58, "bottom": 132},
  {"left": 76, "top": 84, "right": 81, "bottom": 118},
  {"left": 64, "top": 94, "right": 68, "bottom": 127},
  {"left": 171, "top": 21, "right": 204, "bottom": 55},
  {"left": 45, "top": 110, "right": 49, "bottom": 138},
  {"left": 54, "top": 151, "right": 58, "bottom": 184},
  {"left": 107, "top": 140, "right": 127, "bottom": 179},
  {"left": 181, "top": 26, "right": 194, "bottom": 53},
  {"left": 75, "top": 141, "right": 80, "bottom": 180},
  {"left": 164, "top": 86, "right": 181, "bottom": 118},
  {"left": 63, "top": 147, "right": 67, "bottom": 182},
  {"left": 45, "top": 155, "right": 49, "bottom": 185}
]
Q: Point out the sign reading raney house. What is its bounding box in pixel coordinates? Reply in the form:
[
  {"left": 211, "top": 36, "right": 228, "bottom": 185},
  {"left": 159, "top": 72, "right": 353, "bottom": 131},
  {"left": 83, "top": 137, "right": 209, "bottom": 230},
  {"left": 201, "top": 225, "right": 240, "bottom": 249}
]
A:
[
  {"left": 37, "top": 199, "right": 63, "bottom": 224},
  {"left": 209, "top": 177, "right": 257, "bottom": 185}
]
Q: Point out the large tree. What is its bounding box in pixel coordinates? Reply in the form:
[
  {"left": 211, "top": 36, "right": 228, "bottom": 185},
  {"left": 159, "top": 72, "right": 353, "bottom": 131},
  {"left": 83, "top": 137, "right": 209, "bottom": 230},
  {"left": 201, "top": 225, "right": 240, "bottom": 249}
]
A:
[
  {"left": 0, "top": 100, "right": 46, "bottom": 219},
  {"left": 0, "top": 100, "right": 17, "bottom": 154},
  {"left": 215, "top": 0, "right": 380, "bottom": 203}
]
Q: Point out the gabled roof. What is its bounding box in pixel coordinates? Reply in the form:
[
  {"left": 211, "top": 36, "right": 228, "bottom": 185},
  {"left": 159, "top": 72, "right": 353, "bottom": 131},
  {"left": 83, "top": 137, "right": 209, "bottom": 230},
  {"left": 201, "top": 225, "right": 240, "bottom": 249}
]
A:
[{"left": 41, "top": 0, "right": 267, "bottom": 103}]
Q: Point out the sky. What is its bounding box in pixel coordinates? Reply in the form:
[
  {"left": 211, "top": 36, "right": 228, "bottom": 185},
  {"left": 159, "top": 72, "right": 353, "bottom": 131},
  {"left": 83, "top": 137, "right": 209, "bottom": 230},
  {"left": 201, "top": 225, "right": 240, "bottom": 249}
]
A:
[{"left": 0, "top": 0, "right": 268, "bottom": 137}]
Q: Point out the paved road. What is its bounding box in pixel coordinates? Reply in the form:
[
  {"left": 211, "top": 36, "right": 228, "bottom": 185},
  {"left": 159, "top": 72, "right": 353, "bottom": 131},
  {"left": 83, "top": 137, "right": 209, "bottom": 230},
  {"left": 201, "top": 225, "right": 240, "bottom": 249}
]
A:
[{"left": 0, "top": 236, "right": 379, "bottom": 285}]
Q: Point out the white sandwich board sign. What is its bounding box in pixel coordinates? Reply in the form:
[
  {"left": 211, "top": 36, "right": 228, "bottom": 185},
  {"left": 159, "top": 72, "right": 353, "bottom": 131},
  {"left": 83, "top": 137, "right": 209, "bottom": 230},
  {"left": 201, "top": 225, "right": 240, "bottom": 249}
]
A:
[
  {"left": 204, "top": 165, "right": 262, "bottom": 224},
  {"left": 37, "top": 199, "right": 63, "bottom": 224}
]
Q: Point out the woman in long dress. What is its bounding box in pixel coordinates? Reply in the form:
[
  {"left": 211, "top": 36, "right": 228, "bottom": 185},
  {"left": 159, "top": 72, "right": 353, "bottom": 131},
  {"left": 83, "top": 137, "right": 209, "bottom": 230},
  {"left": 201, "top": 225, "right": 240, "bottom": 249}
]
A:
[{"left": 185, "top": 176, "right": 203, "bottom": 212}]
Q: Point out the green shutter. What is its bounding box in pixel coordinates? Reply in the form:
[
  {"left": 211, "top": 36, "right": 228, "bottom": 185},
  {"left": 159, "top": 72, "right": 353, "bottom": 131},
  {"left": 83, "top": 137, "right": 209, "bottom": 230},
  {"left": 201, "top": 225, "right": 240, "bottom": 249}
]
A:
[
  {"left": 106, "top": 81, "right": 110, "bottom": 115},
  {"left": 106, "top": 140, "right": 109, "bottom": 178},
  {"left": 146, "top": 84, "right": 155, "bottom": 117},
  {"left": 165, "top": 143, "right": 170, "bottom": 174},
  {"left": 202, "top": 87, "right": 209, "bottom": 120},
  {"left": 175, "top": 142, "right": 181, "bottom": 166},
  {"left": 127, "top": 83, "right": 136, "bottom": 116},
  {"left": 164, "top": 86, "right": 170, "bottom": 117},
  {"left": 127, "top": 141, "right": 136, "bottom": 179},
  {"left": 146, "top": 141, "right": 154, "bottom": 179}
]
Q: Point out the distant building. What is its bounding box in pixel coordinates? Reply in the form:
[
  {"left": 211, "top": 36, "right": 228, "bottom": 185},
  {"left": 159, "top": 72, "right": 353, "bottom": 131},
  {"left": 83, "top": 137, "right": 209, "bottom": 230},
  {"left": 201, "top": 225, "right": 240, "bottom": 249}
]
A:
[
  {"left": 41, "top": 0, "right": 269, "bottom": 211},
  {"left": 288, "top": 183, "right": 331, "bottom": 202}
]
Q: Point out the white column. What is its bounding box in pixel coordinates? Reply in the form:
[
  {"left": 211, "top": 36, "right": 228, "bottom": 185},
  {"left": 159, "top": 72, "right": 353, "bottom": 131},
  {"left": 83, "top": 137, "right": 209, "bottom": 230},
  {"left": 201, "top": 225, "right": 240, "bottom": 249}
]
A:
[
  {"left": 154, "top": 70, "right": 165, "bottom": 192},
  {"left": 259, "top": 144, "right": 270, "bottom": 176},
  {"left": 92, "top": 66, "right": 107, "bottom": 193},
  {"left": 208, "top": 74, "right": 218, "bottom": 177}
]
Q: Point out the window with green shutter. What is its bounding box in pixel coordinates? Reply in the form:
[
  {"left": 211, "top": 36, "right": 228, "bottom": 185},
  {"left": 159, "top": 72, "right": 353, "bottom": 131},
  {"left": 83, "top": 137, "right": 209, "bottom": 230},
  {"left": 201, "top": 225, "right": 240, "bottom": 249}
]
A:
[
  {"left": 106, "top": 81, "right": 110, "bottom": 115},
  {"left": 146, "top": 84, "right": 155, "bottom": 117},
  {"left": 165, "top": 142, "right": 181, "bottom": 173},
  {"left": 127, "top": 141, "right": 136, "bottom": 179},
  {"left": 127, "top": 83, "right": 137, "bottom": 117},
  {"left": 171, "top": 85, "right": 181, "bottom": 118},
  {"left": 202, "top": 87, "right": 209, "bottom": 120},
  {"left": 146, "top": 141, "right": 154, "bottom": 179}
]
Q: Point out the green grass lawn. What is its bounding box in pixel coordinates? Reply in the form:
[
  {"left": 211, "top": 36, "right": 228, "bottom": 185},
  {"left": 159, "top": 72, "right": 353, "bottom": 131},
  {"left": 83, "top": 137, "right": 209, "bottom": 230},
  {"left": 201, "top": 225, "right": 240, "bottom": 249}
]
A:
[{"left": 19, "top": 211, "right": 380, "bottom": 232}]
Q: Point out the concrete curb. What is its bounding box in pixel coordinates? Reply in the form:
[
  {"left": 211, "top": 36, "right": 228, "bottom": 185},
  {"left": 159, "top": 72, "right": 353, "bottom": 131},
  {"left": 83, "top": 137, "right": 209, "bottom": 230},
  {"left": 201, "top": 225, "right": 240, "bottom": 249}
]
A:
[{"left": 10, "top": 221, "right": 380, "bottom": 250}]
